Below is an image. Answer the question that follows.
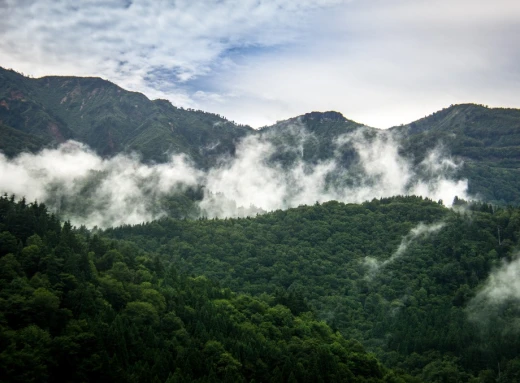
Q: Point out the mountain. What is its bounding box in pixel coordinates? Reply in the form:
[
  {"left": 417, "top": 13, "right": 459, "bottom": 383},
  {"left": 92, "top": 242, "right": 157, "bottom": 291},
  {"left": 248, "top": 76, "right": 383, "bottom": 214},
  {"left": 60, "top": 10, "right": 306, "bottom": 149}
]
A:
[
  {"left": 3, "top": 67, "right": 520, "bottom": 382},
  {"left": 260, "top": 104, "right": 520, "bottom": 205},
  {"left": 2, "top": 67, "right": 520, "bottom": 206},
  {"left": 0, "top": 67, "right": 252, "bottom": 166},
  {"left": 391, "top": 104, "right": 520, "bottom": 205},
  {"left": 258, "top": 111, "right": 368, "bottom": 167}
]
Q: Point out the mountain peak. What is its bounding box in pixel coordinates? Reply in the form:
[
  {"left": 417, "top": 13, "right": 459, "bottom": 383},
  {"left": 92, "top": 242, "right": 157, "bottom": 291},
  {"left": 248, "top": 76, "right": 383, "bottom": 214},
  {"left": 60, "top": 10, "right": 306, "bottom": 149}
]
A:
[{"left": 301, "top": 111, "right": 346, "bottom": 122}]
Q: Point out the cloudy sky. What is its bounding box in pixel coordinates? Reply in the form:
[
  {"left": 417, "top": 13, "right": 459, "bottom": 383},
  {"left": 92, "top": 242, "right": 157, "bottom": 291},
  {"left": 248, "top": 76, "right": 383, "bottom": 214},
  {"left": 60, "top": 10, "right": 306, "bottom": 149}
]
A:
[{"left": 1, "top": 0, "right": 519, "bottom": 128}]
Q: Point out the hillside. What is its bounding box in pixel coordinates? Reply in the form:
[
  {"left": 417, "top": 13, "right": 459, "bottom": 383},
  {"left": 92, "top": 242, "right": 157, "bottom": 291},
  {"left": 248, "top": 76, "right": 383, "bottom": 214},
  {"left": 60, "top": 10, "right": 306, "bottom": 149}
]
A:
[
  {"left": 4, "top": 194, "right": 520, "bottom": 381},
  {"left": 104, "top": 196, "right": 520, "bottom": 382},
  {"left": 392, "top": 104, "right": 520, "bottom": 205},
  {"left": 3, "top": 67, "right": 520, "bottom": 209},
  {"left": 0, "top": 195, "right": 409, "bottom": 382},
  {"left": 0, "top": 67, "right": 252, "bottom": 166}
]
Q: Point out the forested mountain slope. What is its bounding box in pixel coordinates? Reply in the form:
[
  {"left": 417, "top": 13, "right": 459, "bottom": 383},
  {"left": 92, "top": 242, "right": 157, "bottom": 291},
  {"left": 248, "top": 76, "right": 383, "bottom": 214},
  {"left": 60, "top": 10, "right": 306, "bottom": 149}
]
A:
[
  {"left": 0, "top": 67, "right": 252, "bottom": 166},
  {"left": 0, "top": 195, "right": 406, "bottom": 383},
  {"left": 392, "top": 104, "right": 520, "bottom": 205},
  {"left": 104, "top": 196, "right": 520, "bottom": 382},
  {"left": 258, "top": 111, "right": 369, "bottom": 166}
]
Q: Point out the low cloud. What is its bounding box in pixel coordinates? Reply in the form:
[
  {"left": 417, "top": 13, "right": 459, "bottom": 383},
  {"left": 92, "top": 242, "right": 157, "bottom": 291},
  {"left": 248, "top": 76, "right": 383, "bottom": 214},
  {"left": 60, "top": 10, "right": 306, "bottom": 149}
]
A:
[
  {"left": 0, "top": 141, "right": 202, "bottom": 228},
  {"left": 469, "top": 257, "right": 520, "bottom": 309},
  {"left": 0, "top": 125, "right": 470, "bottom": 227},
  {"left": 467, "top": 256, "right": 520, "bottom": 333}
]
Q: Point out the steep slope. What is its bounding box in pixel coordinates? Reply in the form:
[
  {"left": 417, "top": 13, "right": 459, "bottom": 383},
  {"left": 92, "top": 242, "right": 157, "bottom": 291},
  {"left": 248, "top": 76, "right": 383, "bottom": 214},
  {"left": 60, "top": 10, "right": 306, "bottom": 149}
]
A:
[
  {"left": 0, "top": 123, "right": 51, "bottom": 157},
  {"left": 0, "top": 69, "right": 75, "bottom": 146},
  {"left": 392, "top": 104, "right": 520, "bottom": 204},
  {"left": 0, "top": 67, "right": 253, "bottom": 166}
]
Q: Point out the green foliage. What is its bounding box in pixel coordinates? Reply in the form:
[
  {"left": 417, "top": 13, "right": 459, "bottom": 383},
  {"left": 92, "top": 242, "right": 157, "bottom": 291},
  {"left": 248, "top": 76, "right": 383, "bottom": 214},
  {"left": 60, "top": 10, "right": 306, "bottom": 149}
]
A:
[
  {"left": 0, "top": 67, "right": 252, "bottom": 166},
  {"left": 0, "top": 195, "right": 395, "bottom": 382},
  {"left": 104, "top": 196, "right": 520, "bottom": 382}
]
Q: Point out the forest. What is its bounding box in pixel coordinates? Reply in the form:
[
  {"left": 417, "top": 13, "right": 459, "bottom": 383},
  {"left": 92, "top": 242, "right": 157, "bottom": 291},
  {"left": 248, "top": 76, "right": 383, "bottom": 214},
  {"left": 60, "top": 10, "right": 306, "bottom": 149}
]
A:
[
  {"left": 0, "top": 194, "right": 407, "bottom": 382},
  {"left": 2, "top": 194, "right": 520, "bottom": 382}
]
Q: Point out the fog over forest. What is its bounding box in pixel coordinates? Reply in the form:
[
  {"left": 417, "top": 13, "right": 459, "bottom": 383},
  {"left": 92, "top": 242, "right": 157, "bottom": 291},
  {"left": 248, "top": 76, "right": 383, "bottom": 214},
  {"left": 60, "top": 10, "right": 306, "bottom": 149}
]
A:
[{"left": 0, "top": 126, "right": 469, "bottom": 228}]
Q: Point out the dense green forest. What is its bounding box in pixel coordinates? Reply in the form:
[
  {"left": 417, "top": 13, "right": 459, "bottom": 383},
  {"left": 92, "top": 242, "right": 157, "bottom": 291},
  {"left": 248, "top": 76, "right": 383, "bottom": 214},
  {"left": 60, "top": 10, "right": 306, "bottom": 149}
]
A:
[
  {"left": 2, "top": 194, "right": 520, "bottom": 382},
  {"left": 0, "top": 194, "right": 411, "bottom": 382},
  {"left": 102, "top": 196, "right": 520, "bottom": 382}
]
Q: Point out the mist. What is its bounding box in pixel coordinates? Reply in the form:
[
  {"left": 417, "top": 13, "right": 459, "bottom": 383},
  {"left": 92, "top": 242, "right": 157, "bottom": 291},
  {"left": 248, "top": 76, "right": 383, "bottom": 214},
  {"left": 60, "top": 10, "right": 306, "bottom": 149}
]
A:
[
  {"left": 466, "top": 256, "right": 520, "bottom": 336},
  {"left": 201, "top": 126, "right": 468, "bottom": 218},
  {"left": 468, "top": 256, "right": 520, "bottom": 311},
  {"left": 0, "top": 125, "right": 470, "bottom": 228},
  {"left": 364, "top": 222, "right": 446, "bottom": 277},
  {"left": 0, "top": 141, "right": 202, "bottom": 228}
]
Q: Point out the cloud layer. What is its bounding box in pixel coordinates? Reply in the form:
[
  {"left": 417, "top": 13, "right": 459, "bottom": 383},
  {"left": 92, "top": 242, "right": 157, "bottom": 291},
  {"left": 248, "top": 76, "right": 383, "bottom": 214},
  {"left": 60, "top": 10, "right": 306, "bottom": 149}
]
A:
[
  {"left": 0, "top": 126, "right": 469, "bottom": 228},
  {"left": 0, "top": 141, "right": 202, "bottom": 227},
  {"left": 1, "top": 0, "right": 519, "bottom": 128}
]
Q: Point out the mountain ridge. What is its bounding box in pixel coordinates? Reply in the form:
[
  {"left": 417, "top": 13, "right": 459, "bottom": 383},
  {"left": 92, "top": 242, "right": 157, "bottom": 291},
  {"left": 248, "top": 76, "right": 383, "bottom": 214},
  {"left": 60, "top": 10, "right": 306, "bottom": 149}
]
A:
[
  {"left": 3, "top": 66, "right": 520, "bottom": 205},
  {"left": 0, "top": 67, "right": 253, "bottom": 166}
]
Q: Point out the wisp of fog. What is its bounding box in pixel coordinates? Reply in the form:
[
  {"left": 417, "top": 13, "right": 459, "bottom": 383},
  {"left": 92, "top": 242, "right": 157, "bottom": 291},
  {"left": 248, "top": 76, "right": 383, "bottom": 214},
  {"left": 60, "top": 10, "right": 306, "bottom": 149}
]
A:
[
  {"left": 364, "top": 221, "right": 446, "bottom": 278},
  {"left": 468, "top": 256, "right": 520, "bottom": 312}
]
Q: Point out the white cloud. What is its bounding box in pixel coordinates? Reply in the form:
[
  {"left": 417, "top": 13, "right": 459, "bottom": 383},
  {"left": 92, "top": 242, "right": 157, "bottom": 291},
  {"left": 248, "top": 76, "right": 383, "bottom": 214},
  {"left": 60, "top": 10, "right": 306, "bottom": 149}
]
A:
[
  {"left": 204, "top": 0, "right": 520, "bottom": 128},
  {"left": 471, "top": 257, "right": 520, "bottom": 306},
  {"left": 0, "top": 0, "right": 347, "bottom": 108},
  {"left": 0, "top": 141, "right": 203, "bottom": 228},
  {"left": 200, "top": 124, "right": 469, "bottom": 217},
  {"left": 0, "top": 124, "right": 470, "bottom": 227},
  {"left": 467, "top": 256, "right": 520, "bottom": 328}
]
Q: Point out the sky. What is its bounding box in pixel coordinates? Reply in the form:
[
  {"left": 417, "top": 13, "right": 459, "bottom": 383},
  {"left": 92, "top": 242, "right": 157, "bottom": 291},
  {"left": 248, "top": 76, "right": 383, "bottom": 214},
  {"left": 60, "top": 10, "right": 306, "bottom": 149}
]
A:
[{"left": 1, "top": 0, "right": 519, "bottom": 128}]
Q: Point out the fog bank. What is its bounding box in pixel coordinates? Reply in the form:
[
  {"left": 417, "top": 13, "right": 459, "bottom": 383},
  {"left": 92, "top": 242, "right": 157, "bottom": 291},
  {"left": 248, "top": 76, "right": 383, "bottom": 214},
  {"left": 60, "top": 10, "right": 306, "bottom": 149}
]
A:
[{"left": 0, "top": 127, "right": 470, "bottom": 228}]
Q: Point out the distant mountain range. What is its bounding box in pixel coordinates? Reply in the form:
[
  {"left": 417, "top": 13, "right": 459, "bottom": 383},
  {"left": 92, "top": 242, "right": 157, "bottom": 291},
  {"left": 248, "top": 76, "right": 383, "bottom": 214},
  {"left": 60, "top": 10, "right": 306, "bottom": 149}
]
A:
[{"left": 2, "top": 66, "right": 520, "bottom": 205}]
